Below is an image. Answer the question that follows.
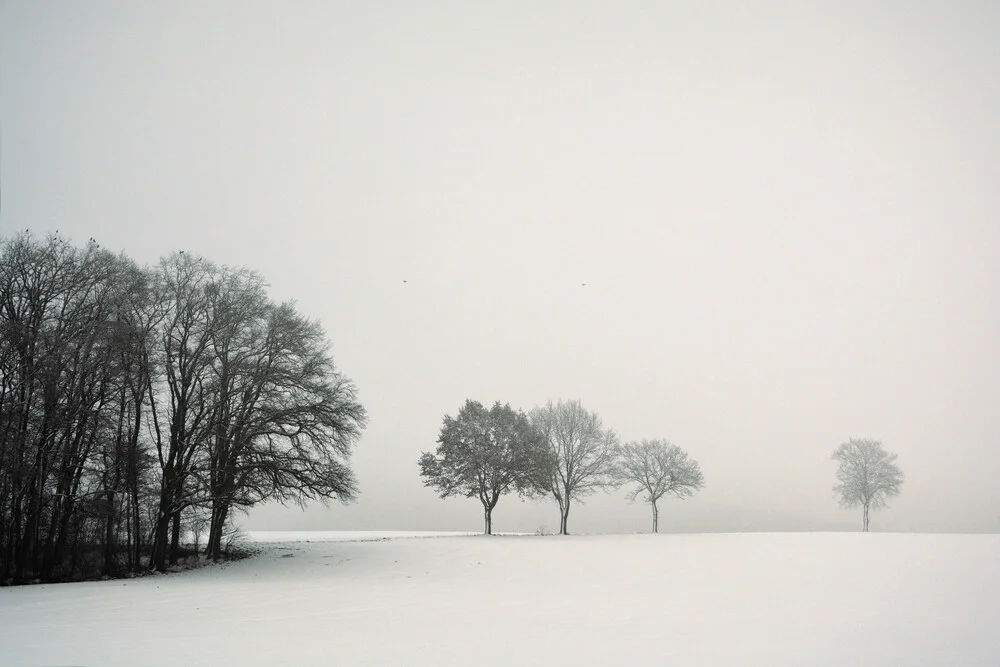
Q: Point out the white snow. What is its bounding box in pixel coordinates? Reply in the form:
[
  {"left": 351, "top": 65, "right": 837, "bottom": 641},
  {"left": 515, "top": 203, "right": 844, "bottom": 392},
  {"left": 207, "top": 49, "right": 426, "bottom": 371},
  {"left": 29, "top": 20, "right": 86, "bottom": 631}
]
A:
[
  {"left": 244, "top": 529, "right": 479, "bottom": 542},
  {"left": 1, "top": 531, "right": 998, "bottom": 666}
]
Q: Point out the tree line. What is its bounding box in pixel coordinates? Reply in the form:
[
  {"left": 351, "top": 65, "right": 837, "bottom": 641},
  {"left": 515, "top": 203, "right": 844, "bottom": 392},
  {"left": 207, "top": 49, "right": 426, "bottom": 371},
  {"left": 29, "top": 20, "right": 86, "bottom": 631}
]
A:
[
  {"left": 420, "top": 400, "right": 904, "bottom": 534},
  {"left": 0, "top": 233, "right": 365, "bottom": 583},
  {"left": 1, "top": 231, "right": 906, "bottom": 585},
  {"left": 419, "top": 399, "right": 705, "bottom": 535}
]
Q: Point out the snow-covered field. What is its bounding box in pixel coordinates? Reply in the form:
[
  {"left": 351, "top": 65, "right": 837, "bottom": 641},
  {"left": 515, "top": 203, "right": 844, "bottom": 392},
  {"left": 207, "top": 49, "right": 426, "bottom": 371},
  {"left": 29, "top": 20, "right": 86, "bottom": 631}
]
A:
[
  {"left": 244, "top": 529, "right": 480, "bottom": 542},
  {"left": 1, "top": 531, "right": 998, "bottom": 666}
]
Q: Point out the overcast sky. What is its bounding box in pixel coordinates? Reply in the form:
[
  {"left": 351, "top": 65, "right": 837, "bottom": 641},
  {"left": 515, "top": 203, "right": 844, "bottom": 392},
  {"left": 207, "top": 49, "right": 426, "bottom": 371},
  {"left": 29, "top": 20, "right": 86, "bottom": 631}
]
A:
[{"left": 2, "top": 1, "right": 998, "bottom": 534}]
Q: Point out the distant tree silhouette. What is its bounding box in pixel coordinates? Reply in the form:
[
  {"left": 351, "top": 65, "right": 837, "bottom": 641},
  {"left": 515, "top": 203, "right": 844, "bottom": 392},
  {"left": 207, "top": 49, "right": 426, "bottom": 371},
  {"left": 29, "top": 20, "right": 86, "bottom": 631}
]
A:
[
  {"left": 530, "top": 400, "right": 618, "bottom": 535},
  {"left": 419, "top": 400, "right": 550, "bottom": 535},
  {"left": 832, "top": 438, "right": 903, "bottom": 532},
  {"left": 614, "top": 439, "right": 704, "bottom": 533}
]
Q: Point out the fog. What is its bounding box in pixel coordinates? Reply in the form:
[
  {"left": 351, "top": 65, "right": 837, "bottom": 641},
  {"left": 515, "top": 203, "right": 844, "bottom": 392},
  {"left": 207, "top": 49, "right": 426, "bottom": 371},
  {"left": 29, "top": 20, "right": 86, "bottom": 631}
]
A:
[{"left": 2, "top": 1, "right": 998, "bottom": 534}]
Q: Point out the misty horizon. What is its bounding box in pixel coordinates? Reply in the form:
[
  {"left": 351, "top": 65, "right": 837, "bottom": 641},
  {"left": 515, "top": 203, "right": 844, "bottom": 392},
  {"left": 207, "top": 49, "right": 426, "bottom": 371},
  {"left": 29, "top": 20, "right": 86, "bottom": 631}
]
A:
[{"left": 2, "top": 2, "right": 998, "bottom": 536}]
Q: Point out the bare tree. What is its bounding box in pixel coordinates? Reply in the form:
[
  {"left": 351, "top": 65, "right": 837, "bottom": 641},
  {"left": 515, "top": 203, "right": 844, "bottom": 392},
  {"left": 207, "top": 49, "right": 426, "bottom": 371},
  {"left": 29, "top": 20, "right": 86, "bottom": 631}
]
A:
[
  {"left": 147, "top": 252, "right": 219, "bottom": 571},
  {"left": 0, "top": 233, "right": 155, "bottom": 582},
  {"left": 202, "top": 298, "right": 366, "bottom": 559},
  {"left": 832, "top": 438, "right": 903, "bottom": 532},
  {"left": 614, "top": 439, "right": 704, "bottom": 533},
  {"left": 199, "top": 266, "right": 270, "bottom": 560},
  {"left": 419, "top": 400, "right": 550, "bottom": 535},
  {"left": 530, "top": 400, "right": 618, "bottom": 535},
  {"left": 0, "top": 233, "right": 366, "bottom": 582}
]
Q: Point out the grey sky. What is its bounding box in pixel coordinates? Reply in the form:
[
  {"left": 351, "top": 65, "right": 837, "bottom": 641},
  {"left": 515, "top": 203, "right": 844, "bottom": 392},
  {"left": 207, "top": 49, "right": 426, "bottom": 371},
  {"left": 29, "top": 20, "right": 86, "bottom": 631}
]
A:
[{"left": 2, "top": 1, "right": 998, "bottom": 533}]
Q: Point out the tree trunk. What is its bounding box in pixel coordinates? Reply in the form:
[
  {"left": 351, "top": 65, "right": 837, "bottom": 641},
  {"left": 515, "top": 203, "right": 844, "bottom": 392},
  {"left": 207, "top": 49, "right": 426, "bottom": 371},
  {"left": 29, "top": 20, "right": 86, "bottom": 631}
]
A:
[
  {"left": 484, "top": 506, "right": 492, "bottom": 535},
  {"left": 130, "top": 489, "right": 142, "bottom": 573},
  {"left": 9, "top": 500, "right": 23, "bottom": 583},
  {"left": 651, "top": 499, "right": 659, "bottom": 534},
  {"left": 150, "top": 481, "right": 175, "bottom": 571},
  {"left": 127, "top": 368, "right": 146, "bottom": 573},
  {"left": 217, "top": 504, "right": 229, "bottom": 557},
  {"left": 559, "top": 501, "right": 570, "bottom": 535},
  {"left": 206, "top": 502, "right": 220, "bottom": 558},
  {"left": 169, "top": 508, "right": 181, "bottom": 564},
  {"left": 207, "top": 502, "right": 229, "bottom": 560},
  {"left": 863, "top": 504, "right": 870, "bottom": 532},
  {"left": 151, "top": 510, "right": 170, "bottom": 572},
  {"left": 103, "top": 490, "right": 116, "bottom": 577}
]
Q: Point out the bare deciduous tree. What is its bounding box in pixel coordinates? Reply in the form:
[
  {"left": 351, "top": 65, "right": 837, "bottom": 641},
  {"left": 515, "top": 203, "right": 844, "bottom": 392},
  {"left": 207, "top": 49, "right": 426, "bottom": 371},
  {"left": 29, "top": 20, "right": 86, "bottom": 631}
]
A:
[
  {"left": 148, "top": 252, "right": 219, "bottom": 571},
  {"left": 832, "top": 438, "right": 903, "bottom": 532},
  {"left": 0, "top": 233, "right": 155, "bottom": 582},
  {"left": 1, "top": 233, "right": 366, "bottom": 582},
  {"left": 419, "top": 400, "right": 549, "bottom": 535},
  {"left": 204, "top": 299, "right": 366, "bottom": 559},
  {"left": 530, "top": 400, "right": 618, "bottom": 535},
  {"left": 614, "top": 439, "right": 704, "bottom": 533}
]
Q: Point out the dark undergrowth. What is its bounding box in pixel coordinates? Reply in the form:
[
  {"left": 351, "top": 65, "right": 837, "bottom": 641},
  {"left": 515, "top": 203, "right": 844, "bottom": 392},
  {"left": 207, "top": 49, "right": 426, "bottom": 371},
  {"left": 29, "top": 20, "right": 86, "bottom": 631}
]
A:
[{"left": 1, "top": 543, "right": 256, "bottom": 587}]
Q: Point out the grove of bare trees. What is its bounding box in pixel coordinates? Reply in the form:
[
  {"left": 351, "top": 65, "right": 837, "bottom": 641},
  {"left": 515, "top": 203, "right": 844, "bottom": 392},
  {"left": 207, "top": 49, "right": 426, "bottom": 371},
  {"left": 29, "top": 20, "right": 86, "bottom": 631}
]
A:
[
  {"left": 832, "top": 438, "right": 904, "bottom": 532},
  {"left": 419, "top": 398, "right": 706, "bottom": 536},
  {"left": 0, "top": 233, "right": 366, "bottom": 583}
]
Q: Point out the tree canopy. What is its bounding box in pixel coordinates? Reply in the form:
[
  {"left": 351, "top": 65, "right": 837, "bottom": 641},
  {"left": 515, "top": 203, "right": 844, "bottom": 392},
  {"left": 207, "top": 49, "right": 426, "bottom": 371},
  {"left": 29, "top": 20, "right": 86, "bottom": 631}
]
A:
[
  {"left": 832, "top": 438, "right": 903, "bottom": 532},
  {"left": 418, "top": 400, "right": 550, "bottom": 534},
  {"left": 614, "top": 439, "right": 704, "bottom": 533},
  {"left": 0, "top": 232, "right": 366, "bottom": 582}
]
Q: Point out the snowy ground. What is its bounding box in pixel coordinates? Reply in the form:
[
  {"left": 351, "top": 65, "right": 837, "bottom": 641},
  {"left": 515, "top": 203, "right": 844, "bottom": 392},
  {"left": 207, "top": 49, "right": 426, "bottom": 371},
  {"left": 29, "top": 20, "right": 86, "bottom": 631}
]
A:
[
  {"left": 244, "top": 529, "right": 480, "bottom": 542},
  {"left": 1, "top": 532, "right": 998, "bottom": 666}
]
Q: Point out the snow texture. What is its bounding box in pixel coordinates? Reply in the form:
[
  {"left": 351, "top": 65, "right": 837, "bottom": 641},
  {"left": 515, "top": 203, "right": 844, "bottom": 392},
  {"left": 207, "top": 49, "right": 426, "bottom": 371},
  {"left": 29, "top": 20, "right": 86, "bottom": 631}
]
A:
[{"left": 1, "top": 532, "right": 998, "bottom": 666}]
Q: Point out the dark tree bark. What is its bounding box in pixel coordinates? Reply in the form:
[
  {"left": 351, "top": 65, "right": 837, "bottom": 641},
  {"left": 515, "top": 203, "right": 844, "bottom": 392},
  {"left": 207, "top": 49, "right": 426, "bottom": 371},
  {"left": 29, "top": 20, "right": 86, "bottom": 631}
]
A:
[
  {"left": 0, "top": 234, "right": 365, "bottom": 582},
  {"left": 559, "top": 500, "right": 570, "bottom": 536},
  {"left": 169, "top": 508, "right": 182, "bottom": 564}
]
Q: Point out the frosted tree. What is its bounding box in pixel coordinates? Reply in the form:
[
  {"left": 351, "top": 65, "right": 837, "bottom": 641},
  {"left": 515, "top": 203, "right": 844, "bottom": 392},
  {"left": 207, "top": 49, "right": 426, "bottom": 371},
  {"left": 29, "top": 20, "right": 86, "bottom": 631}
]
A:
[
  {"left": 831, "top": 438, "right": 904, "bottom": 532},
  {"left": 530, "top": 400, "right": 618, "bottom": 535},
  {"left": 419, "top": 400, "right": 550, "bottom": 535},
  {"left": 614, "top": 439, "right": 704, "bottom": 533}
]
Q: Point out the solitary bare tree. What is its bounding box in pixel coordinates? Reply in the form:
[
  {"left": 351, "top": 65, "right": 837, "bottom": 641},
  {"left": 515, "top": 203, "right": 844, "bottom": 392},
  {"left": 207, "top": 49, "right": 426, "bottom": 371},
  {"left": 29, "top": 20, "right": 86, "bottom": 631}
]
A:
[
  {"left": 530, "top": 400, "right": 618, "bottom": 535},
  {"left": 614, "top": 439, "right": 704, "bottom": 533},
  {"left": 832, "top": 438, "right": 903, "bottom": 532}
]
